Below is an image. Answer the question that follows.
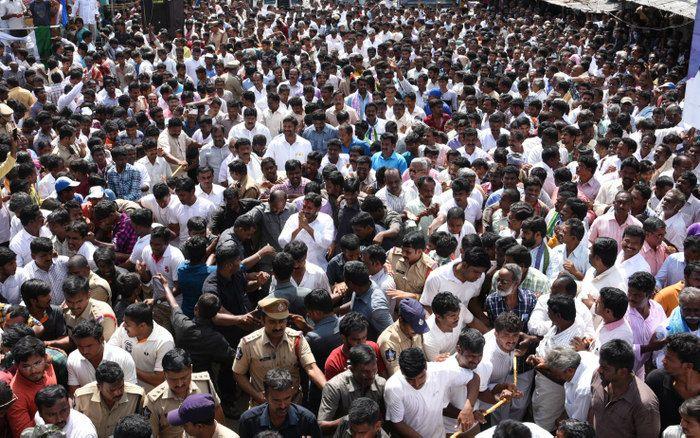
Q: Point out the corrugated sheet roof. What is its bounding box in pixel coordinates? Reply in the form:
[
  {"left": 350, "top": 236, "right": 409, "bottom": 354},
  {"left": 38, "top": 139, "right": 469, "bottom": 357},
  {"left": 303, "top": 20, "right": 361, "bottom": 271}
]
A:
[
  {"left": 624, "top": 0, "right": 696, "bottom": 18},
  {"left": 540, "top": 0, "right": 620, "bottom": 13}
]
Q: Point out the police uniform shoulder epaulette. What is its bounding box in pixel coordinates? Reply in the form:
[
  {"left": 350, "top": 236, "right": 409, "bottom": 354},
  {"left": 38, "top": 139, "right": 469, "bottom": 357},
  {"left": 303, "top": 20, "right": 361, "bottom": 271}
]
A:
[
  {"left": 191, "top": 371, "right": 211, "bottom": 381},
  {"left": 145, "top": 381, "right": 168, "bottom": 402},
  {"left": 285, "top": 327, "right": 303, "bottom": 337},
  {"left": 124, "top": 382, "right": 145, "bottom": 395},
  {"left": 242, "top": 329, "right": 263, "bottom": 343},
  {"left": 73, "top": 382, "right": 98, "bottom": 398}
]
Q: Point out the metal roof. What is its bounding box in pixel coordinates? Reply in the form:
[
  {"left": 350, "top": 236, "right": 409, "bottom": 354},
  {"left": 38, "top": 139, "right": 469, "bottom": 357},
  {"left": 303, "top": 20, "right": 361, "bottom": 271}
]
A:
[
  {"left": 540, "top": 0, "right": 620, "bottom": 13},
  {"left": 624, "top": 0, "right": 696, "bottom": 18}
]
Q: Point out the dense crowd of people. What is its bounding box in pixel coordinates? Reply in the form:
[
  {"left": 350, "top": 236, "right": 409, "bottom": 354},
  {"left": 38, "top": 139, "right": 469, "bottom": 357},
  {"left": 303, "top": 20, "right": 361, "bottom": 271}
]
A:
[{"left": 0, "top": 0, "right": 698, "bottom": 437}]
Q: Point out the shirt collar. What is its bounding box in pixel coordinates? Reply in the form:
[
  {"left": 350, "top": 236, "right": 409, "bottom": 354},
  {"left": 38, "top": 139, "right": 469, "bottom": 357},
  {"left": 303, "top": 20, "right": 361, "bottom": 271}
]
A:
[{"left": 604, "top": 318, "right": 625, "bottom": 331}]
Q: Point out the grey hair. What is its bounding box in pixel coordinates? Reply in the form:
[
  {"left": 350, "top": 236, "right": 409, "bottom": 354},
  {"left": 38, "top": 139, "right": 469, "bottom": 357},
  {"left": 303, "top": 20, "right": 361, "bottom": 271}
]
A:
[
  {"left": 545, "top": 346, "right": 581, "bottom": 371},
  {"left": 457, "top": 167, "right": 477, "bottom": 178},
  {"left": 665, "top": 188, "right": 687, "bottom": 206},
  {"left": 502, "top": 263, "right": 522, "bottom": 284},
  {"left": 607, "top": 104, "right": 621, "bottom": 115},
  {"left": 680, "top": 287, "right": 700, "bottom": 306},
  {"left": 410, "top": 157, "right": 429, "bottom": 170},
  {"left": 263, "top": 368, "right": 293, "bottom": 393}
]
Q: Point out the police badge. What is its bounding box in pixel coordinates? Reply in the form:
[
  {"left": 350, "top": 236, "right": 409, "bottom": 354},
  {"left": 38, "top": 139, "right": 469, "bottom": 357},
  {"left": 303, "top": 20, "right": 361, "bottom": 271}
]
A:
[{"left": 385, "top": 348, "right": 397, "bottom": 362}]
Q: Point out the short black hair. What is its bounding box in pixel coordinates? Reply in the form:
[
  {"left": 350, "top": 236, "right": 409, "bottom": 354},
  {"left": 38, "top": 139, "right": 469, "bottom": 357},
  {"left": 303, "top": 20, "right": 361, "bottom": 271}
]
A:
[
  {"left": 35, "top": 385, "right": 67, "bottom": 410},
  {"left": 124, "top": 303, "right": 153, "bottom": 327},
  {"left": 591, "top": 237, "right": 618, "bottom": 268},
  {"left": 348, "top": 344, "right": 376, "bottom": 367},
  {"left": 431, "top": 292, "right": 460, "bottom": 317},
  {"left": 272, "top": 252, "right": 294, "bottom": 280},
  {"left": 161, "top": 348, "right": 192, "bottom": 372},
  {"left": 284, "top": 241, "right": 308, "bottom": 259},
  {"left": 666, "top": 333, "right": 700, "bottom": 371},
  {"left": 12, "top": 335, "right": 46, "bottom": 363},
  {"left": 30, "top": 237, "right": 53, "bottom": 255},
  {"left": 347, "top": 397, "right": 381, "bottom": 427},
  {"left": 457, "top": 328, "right": 485, "bottom": 354},
  {"left": 72, "top": 319, "right": 103, "bottom": 341},
  {"left": 20, "top": 279, "right": 51, "bottom": 304},
  {"left": 557, "top": 418, "right": 596, "bottom": 438},
  {"left": 398, "top": 347, "right": 427, "bottom": 379},
  {"left": 96, "top": 360, "right": 125, "bottom": 384},
  {"left": 547, "top": 295, "right": 576, "bottom": 322},
  {"left": 494, "top": 311, "right": 522, "bottom": 333},
  {"left": 114, "top": 415, "right": 152, "bottom": 438},
  {"left": 494, "top": 420, "right": 533, "bottom": 438},
  {"left": 599, "top": 339, "right": 634, "bottom": 372},
  {"left": 599, "top": 287, "right": 628, "bottom": 319},
  {"left": 339, "top": 312, "right": 369, "bottom": 337},
  {"left": 63, "top": 275, "right": 90, "bottom": 298},
  {"left": 343, "top": 261, "right": 370, "bottom": 286},
  {"left": 304, "top": 289, "right": 333, "bottom": 313},
  {"left": 627, "top": 271, "right": 655, "bottom": 297}
]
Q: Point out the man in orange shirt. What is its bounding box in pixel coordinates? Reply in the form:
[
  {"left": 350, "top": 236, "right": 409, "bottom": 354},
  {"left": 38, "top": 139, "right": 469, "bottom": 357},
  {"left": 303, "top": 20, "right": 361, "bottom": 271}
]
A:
[
  {"left": 655, "top": 262, "right": 700, "bottom": 316},
  {"left": 6, "top": 335, "right": 57, "bottom": 438}
]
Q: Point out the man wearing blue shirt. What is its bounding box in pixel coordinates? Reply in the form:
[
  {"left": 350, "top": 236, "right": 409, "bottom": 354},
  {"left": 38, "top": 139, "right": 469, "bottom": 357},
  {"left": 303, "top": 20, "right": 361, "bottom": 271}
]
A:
[
  {"left": 370, "top": 133, "right": 407, "bottom": 175},
  {"left": 338, "top": 124, "right": 370, "bottom": 156},
  {"left": 302, "top": 112, "right": 338, "bottom": 155},
  {"left": 343, "top": 261, "right": 393, "bottom": 340}
]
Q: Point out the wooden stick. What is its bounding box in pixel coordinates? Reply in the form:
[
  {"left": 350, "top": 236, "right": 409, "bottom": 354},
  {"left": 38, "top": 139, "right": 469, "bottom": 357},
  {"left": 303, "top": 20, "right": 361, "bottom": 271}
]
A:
[
  {"left": 483, "top": 398, "right": 507, "bottom": 416},
  {"left": 172, "top": 164, "right": 184, "bottom": 177},
  {"left": 513, "top": 355, "right": 518, "bottom": 386}
]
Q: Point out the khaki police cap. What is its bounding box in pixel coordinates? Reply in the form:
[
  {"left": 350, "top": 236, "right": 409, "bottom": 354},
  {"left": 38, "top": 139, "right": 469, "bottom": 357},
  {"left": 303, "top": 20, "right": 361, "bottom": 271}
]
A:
[
  {"left": 0, "top": 104, "right": 13, "bottom": 116},
  {"left": 258, "top": 297, "right": 290, "bottom": 320}
]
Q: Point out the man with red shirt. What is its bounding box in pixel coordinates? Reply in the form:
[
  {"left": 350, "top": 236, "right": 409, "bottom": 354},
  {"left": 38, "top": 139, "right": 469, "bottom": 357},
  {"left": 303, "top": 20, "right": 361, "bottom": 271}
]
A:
[
  {"left": 324, "top": 312, "right": 387, "bottom": 380},
  {"left": 424, "top": 99, "right": 451, "bottom": 132},
  {"left": 6, "top": 335, "right": 57, "bottom": 438}
]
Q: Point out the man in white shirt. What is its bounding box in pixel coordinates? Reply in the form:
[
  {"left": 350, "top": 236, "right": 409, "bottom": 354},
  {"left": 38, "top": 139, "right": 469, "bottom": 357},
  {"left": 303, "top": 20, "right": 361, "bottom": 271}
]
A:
[
  {"left": 384, "top": 347, "right": 479, "bottom": 438},
  {"left": 441, "top": 329, "right": 495, "bottom": 435},
  {"left": 616, "top": 225, "right": 651, "bottom": 278},
  {"left": 526, "top": 294, "right": 590, "bottom": 432},
  {"left": 549, "top": 218, "right": 590, "bottom": 281},
  {"left": 264, "top": 116, "right": 312, "bottom": 169},
  {"left": 480, "top": 312, "right": 532, "bottom": 423},
  {"left": 423, "top": 292, "right": 471, "bottom": 361},
  {"left": 67, "top": 319, "right": 138, "bottom": 394},
  {"left": 32, "top": 385, "right": 98, "bottom": 438},
  {"left": 138, "top": 226, "right": 185, "bottom": 304},
  {"left": 528, "top": 347, "right": 598, "bottom": 422},
  {"left": 227, "top": 107, "right": 272, "bottom": 144},
  {"left": 173, "top": 177, "right": 216, "bottom": 246},
  {"left": 139, "top": 183, "right": 180, "bottom": 230},
  {"left": 194, "top": 166, "right": 225, "bottom": 206},
  {"left": 0, "top": 245, "right": 28, "bottom": 304},
  {"left": 108, "top": 302, "right": 175, "bottom": 393},
  {"left": 157, "top": 118, "right": 195, "bottom": 167},
  {"left": 136, "top": 138, "right": 172, "bottom": 190},
  {"left": 581, "top": 237, "right": 627, "bottom": 304},
  {"left": 430, "top": 178, "right": 483, "bottom": 235},
  {"left": 420, "top": 247, "right": 491, "bottom": 333},
  {"left": 269, "top": 240, "right": 331, "bottom": 293},
  {"left": 528, "top": 274, "right": 594, "bottom": 338},
  {"left": 376, "top": 168, "right": 415, "bottom": 214},
  {"left": 278, "top": 193, "right": 334, "bottom": 270},
  {"left": 10, "top": 204, "right": 51, "bottom": 267}
]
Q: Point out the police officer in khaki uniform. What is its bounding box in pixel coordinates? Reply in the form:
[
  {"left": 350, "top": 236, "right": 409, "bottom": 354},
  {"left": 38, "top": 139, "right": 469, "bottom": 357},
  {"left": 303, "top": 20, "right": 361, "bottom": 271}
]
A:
[
  {"left": 386, "top": 232, "right": 437, "bottom": 301},
  {"left": 74, "top": 361, "right": 144, "bottom": 438},
  {"left": 232, "top": 297, "right": 327, "bottom": 405},
  {"left": 144, "top": 348, "right": 223, "bottom": 438},
  {"left": 377, "top": 298, "right": 429, "bottom": 376},
  {"left": 62, "top": 276, "right": 117, "bottom": 341},
  {"left": 0, "top": 103, "right": 16, "bottom": 136}
]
